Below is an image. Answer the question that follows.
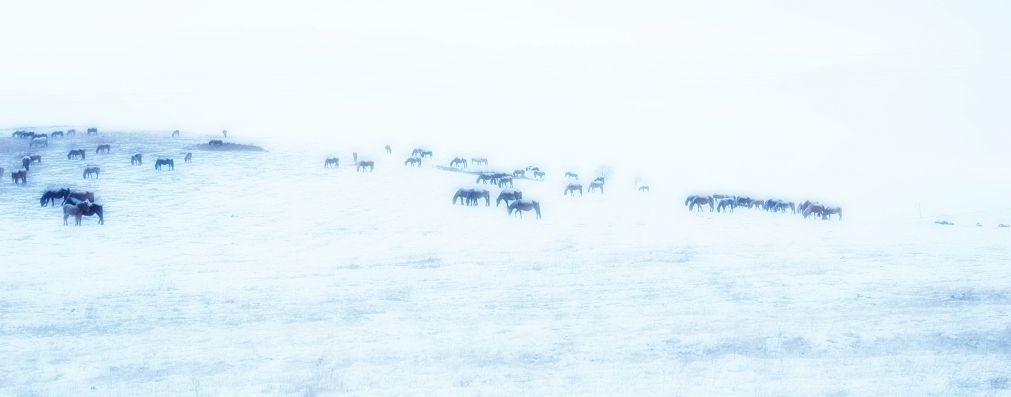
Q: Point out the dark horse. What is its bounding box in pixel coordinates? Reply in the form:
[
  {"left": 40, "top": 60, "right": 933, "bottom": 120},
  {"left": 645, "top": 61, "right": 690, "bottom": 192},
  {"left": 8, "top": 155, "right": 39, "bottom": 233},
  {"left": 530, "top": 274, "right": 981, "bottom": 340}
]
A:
[
  {"left": 51, "top": 131, "right": 64, "bottom": 138},
  {"left": 467, "top": 189, "right": 491, "bottom": 206},
  {"left": 533, "top": 171, "right": 545, "bottom": 180},
  {"left": 496, "top": 189, "right": 522, "bottom": 206},
  {"left": 172, "top": 130, "right": 180, "bottom": 137},
  {"left": 96, "top": 144, "right": 111, "bottom": 154},
  {"left": 716, "top": 198, "right": 735, "bottom": 213},
  {"left": 357, "top": 161, "right": 374, "bottom": 172},
  {"left": 131, "top": 154, "right": 142, "bottom": 165},
  {"left": 450, "top": 157, "right": 468, "bottom": 168},
  {"left": 324, "top": 157, "right": 339, "bottom": 168},
  {"left": 564, "top": 183, "right": 583, "bottom": 196},
  {"left": 639, "top": 185, "right": 649, "bottom": 192},
  {"left": 30, "top": 155, "right": 42, "bottom": 165},
  {"left": 86, "top": 127, "right": 98, "bottom": 135},
  {"left": 507, "top": 199, "right": 542, "bottom": 219},
  {"left": 404, "top": 157, "right": 422, "bottom": 167},
  {"left": 11, "top": 170, "right": 27, "bottom": 185},
  {"left": 155, "top": 158, "right": 174, "bottom": 170},
  {"left": 66, "top": 197, "right": 104, "bottom": 225},
  {"left": 67, "top": 149, "right": 86, "bottom": 160},
  {"left": 685, "top": 195, "right": 714, "bottom": 212},
  {"left": 185, "top": 153, "right": 193, "bottom": 163},
  {"left": 82, "top": 166, "right": 100, "bottom": 179},
  {"left": 22, "top": 156, "right": 31, "bottom": 171},
  {"left": 40, "top": 188, "right": 71, "bottom": 206},
  {"left": 62, "top": 190, "right": 95, "bottom": 205},
  {"left": 588, "top": 181, "right": 604, "bottom": 194},
  {"left": 209, "top": 140, "right": 223, "bottom": 146}
]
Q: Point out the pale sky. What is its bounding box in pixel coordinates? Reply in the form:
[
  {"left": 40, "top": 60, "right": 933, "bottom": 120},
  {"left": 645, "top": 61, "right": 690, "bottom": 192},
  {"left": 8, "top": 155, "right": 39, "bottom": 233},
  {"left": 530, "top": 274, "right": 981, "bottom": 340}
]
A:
[{"left": 2, "top": 1, "right": 1010, "bottom": 219}]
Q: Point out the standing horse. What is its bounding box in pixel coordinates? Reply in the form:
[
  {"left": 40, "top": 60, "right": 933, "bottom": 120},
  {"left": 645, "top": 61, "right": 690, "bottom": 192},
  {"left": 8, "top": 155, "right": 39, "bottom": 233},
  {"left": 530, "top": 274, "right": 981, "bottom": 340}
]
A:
[
  {"left": 80, "top": 202, "right": 104, "bottom": 225},
  {"left": 30, "top": 136, "right": 48, "bottom": 147},
  {"left": 385, "top": 145, "right": 392, "bottom": 154},
  {"left": 172, "top": 130, "right": 180, "bottom": 137},
  {"left": 131, "top": 154, "right": 142, "bottom": 165},
  {"left": 507, "top": 199, "right": 541, "bottom": 219},
  {"left": 86, "top": 127, "right": 98, "bottom": 135},
  {"left": 822, "top": 206, "right": 842, "bottom": 221},
  {"left": 324, "top": 157, "right": 339, "bottom": 168},
  {"left": 686, "top": 195, "right": 714, "bottom": 212},
  {"left": 404, "top": 157, "right": 422, "bottom": 167},
  {"left": 353, "top": 152, "right": 358, "bottom": 163},
  {"left": 11, "top": 170, "right": 27, "bottom": 185},
  {"left": 513, "top": 169, "right": 525, "bottom": 178},
  {"left": 82, "top": 166, "right": 100, "bottom": 179},
  {"left": 564, "top": 183, "right": 583, "bottom": 196},
  {"left": 639, "top": 185, "right": 650, "bottom": 192},
  {"left": 565, "top": 172, "right": 578, "bottom": 180},
  {"left": 450, "top": 158, "right": 468, "bottom": 168},
  {"left": 22, "top": 156, "right": 31, "bottom": 171},
  {"left": 533, "top": 171, "right": 545, "bottom": 180},
  {"left": 357, "top": 161, "right": 374, "bottom": 172},
  {"left": 184, "top": 153, "right": 193, "bottom": 163},
  {"left": 155, "top": 158, "right": 174, "bottom": 170},
  {"left": 40, "top": 188, "right": 71, "bottom": 206},
  {"left": 471, "top": 158, "right": 488, "bottom": 166},
  {"left": 30, "top": 155, "right": 42, "bottom": 165},
  {"left": 95, "top": 144, "right": 111, "bottom": 154},
  {"left": 63, "top": 201, "right": 91, "bottom": 226},
  {"left": 588, "top": 181, "right": 604, "bottom": 194},
  {"left": 496, "top": 189, "right": 522, "bottom": 206}
]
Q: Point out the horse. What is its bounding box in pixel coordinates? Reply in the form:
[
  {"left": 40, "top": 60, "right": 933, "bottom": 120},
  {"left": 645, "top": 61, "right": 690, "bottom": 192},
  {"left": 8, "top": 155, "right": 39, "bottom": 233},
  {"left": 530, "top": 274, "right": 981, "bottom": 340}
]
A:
[
  {"left": 67, "top": 149, "right": 86, "bottom": 160},
  {"left": 999, "top": 224, "right": 1010, "bottom": 228},
  {"left": 564, "top": 183, "right": 583, "bottom": 196},
  {"left": 420, "top": 150, "right": 432, "bottom": 158},
  {"left": 51, "top": 131, "right": 64, "bottom": 138},
  {"left": 184, "top": 153, "right": 193, "bottom": 163},
  {"left": 471, "top": 158, "right": 488, "bottom": 166},
  {"left": 66, "top": 197, "right": 104, "bottom": 225},
  {"left": 716, "top": 198, "right": 735, "bottom": 213},
  {"left": 496, "top": 189, "right": 522, "bottom": 206},
  {"left": 324, "top": 157, "right": 339, "bottom": 168},
  {"left": 467, "top": 189, "right": 491, "bottom": 206},
  {"left": 66, "top": 129, "right": 76, "bottom": 136},
  {"left": 490, "top": 173, "right": 510, "bottom": 186},
  {"left": 131, "top": 154, "right": 142, "bottom": 165},
  {"left": 476, "top": 173, "right": 495, "bottom": 184},
  {"left": 22, "top": 156, "right": 31, "bottom": 171},
  {"left": 525, "top": 166, "right": 540, "bottom": 172},
  {"left": 453, "top": 188, "right": 471, "bottom": 205},
  {"left": 686, "top": 195, "right": 714, "bottom": 212},
  {"left": 507, "top": 199, "right": 541, "bottom": 219},
  {"left": 209, "top": 140, "right": 223, "bottom": 146},
  {"left": 565, "top": 172, "right": 578, "bottom": 180},
  {"left": 497, "top": 176, "right": 513, "bottom": 188},
  {"left": 222, "top": 130, "right": 227, "bottom": 138},
  {"left": 533, "top": 171, "right": 545, "bottom": 180},
  {"left": 450, "top": 158, "right": 468, "bottom": 168},
  {"left": 29, "top": 136, "right": 48, "bottom": 147},
  {"left": 588, "top": 181, "right": 604, "bottom": 193},
  {"left": 593, "top": 176, "right": 605, "bottom": 184},
  {"left": 385, "top": 145, "right": 392, "bottom": 154},
  {"left": 773, "top": 201, "right": 796, "bottom": 214},
  {"left": 62, "top": 190, "right": 94, "bottom": 205},
  {"left": 172, "top": 130, "right": 180, "bottom": 137},
  {"left": 404, "top": 157, "right": 422, "bottom": 167},
  {"left": 11, "top": 170, "right": 27, "bottom": 185},
  {"left": 82, "top": 166, "right": 100, "bottom": 179},
  {"left": 353, "top": 152, "right": 358, "bottom": 163},
  {"left": 40, "top": 188, "right": 71, "bottom": 207},
  {"left": 821, "top": 206, "right": 842, "bottom": 221},
  {"left": 412, "top": 148, "right": 424, "bottom": 157},
  {"left": 734, "top": 196, "right": 753, "bottom": 208},
  {"left": 155, "top": 158, "right": 174, "bottom": 171},
  {"left": 802, "top": 202, "right": 825, "bottom": 219},
  {"left": 30, "top": 155, "right": 42, "bottom": 165},
  {"left": 639, "top": 185, "right": 650, "bottom": 192},
  {"left": 357, "top": 161, "right": 374, "bottom": 172},
  {"left": 86, "top": 127, "right": 98, "bottom": 135},
  {"left": 96, "top": 144, "right": 111, "bottom": 154},
  {"left": 63, "top": 201, "right": 91, "bottom": 226},
  {"left": 513, "top": 169, "right": 525, "bottom": 178}
]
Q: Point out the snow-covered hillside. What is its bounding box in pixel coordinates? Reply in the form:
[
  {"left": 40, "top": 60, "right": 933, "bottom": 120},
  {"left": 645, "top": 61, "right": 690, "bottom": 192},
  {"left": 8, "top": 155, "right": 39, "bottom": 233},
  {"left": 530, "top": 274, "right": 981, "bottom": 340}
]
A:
[{"left": 2, "top": 130, "right": 1009, "bottom": 396}]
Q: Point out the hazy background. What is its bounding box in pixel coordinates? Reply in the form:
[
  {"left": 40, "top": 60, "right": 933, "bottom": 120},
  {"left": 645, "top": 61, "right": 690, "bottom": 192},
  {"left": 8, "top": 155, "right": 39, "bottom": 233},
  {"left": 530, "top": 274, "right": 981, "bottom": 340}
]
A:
[{"left": 2, "top": 0, "right": 1010, "bottom": 220}]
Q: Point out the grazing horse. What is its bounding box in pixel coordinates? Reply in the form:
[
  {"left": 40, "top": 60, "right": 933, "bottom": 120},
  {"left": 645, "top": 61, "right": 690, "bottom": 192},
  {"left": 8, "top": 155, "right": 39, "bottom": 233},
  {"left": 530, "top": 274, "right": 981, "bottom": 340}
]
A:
[
  {"left": 40, "top": 188, "right": 71, "bottom": 206},
  {"left": 11, "top": 170, "right": 27, "bottom": 185},
  {"left": 30, "top": 155, "right": 42, "bottom": 165},
  {"left": 86, "top": 127, "right": 98, "bottom": 135},
  {"left": 67, "top": 198, "right": 104, "bottom": 225},
  {"left": 496, "top": 189, "right": 522, "bottom": 206},
  {"left": 82, "top": 166, "right": 100, "bottom": 179},
  {"left": 821, "top": 206, "right": 842, "bottom": 221},
  {"left": 324, "top": 157, "right": 339, "bottom": 168},
  {"left": 208, "top": 140, "right": 223, "bottom": 146},
  {"left": 172, "top": 130, "right": 180, "bottom": 137},
  {"left": 490, "top": 173, "right": 510, "bottom": 186},
  {"left": 716, "top": 198, "right": 735, "bottom": 213},
  {"left": 404, "top": 157, "right": 422, "bottom": 167},
  {"left": 184, "top": 153, "right": 192, "bottom": 163},
  {"left": 51, "top": 131, "right": 64, "bottom": 138},
  {"left": 29, "top": 136, "right": 48, "bottom": 147},
  {"left": 497, "top": 176, "right": 513, "bottom": 188},
  {"left": 131, "top": 154, "right": 142, "bottom": 165},
  {"left": 513, "top": 169, "right": 525, "bottom": 178},
  {"left": 353, "top": 152, "right": 358, "bottom": 163},
  {"left": 67, "top": 129, "right": 76, "bottom": 136},
  {"left": 95, "top": 144, "right": 111, "bottom": 154},
  {"left": 62, "top": 190, "right": 94, "bottom": 205},
  {"left": 507, "top": 199, "right": 541, "bottom": 219},
  {"left": 467, "top": 189, "right": 491, "bottom": 206},
  {"left": 453, "top": 188, "right": 471, "bottom": 205},
  {"left": 639, "top": 185, "right": 650, "bottom": 192},
  {"left": 802, "top": 203, "right": 825, "bottom": 219},
  {"left": 412, "top": 148, "right": 424, "bottom": 157},
  {"left": 450, "top": 157, "right": 468, "bottom": 168},
  {"left": 22, "top": 156, "right": 31, "bottom": 171},
  {"left": 420, "top": 150, "right": 432, "bottom": 158},
  {"left": 155, "top": 158, "right": 174, "bottom": 170},
  {"left": 471, "top": 158, "right": 488, "bottom": 166},
  {"left": 564, "top": 183, "right": 583, "bottom": 196},
  {"left": 385, "top": 145, "right": 392, "bottom": 154},
  {"left": 63, "top": 201, "right": 91, "bottom": 226},
  {"left": 67, "top": 149, "right": 86, "bottom": 160},
  {"left": 588, "top": 181, "right": 604, "bottom": 193},
  {"left": 686, "top": 195, "right": 714, "bottom": 212},
  {"left": 476, "top": 173, "right": 495, "bottom": 184},
  {"left": 565, "top": 172, "right": 578, "bottom": 180},
  {"left": 734, "top": 196, "right": 753, "bottom": 208},
  {"left": 357, "top": 161, "right": 374, "bottom": 172}
]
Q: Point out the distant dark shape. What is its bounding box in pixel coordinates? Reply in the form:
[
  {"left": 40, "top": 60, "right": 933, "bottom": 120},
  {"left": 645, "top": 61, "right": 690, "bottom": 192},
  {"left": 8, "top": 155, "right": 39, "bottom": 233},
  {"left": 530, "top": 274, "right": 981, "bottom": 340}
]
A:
[
  {"left": 565, "top": 172, "right": 578, "bottom": 180},
  {"left": 507, "top": 199, "right": 541, "bottom": 219},
  {"left": 385, "top": 145, "right": 392, "bottom": 154},
  {"left": 564, "top": 183, "right": 583, "bottom": 196},
  {"left": 96, "top": 144, "right": 111, "bottom": 154},
  {"left": 821, "top": 206, "right": 842, "bottom": 221},
  {"left": 420, "top": 150, "right": 433, "bottom": 159},
  {"left": 12, "top": 130, "right": 32, "bottom": 138},
  {"left": 685, "top": 195, "right": 714, "bottom": 212},
  {"left": 86, "top": 127, "right": 98, "bottom": 135},
  {"left": 222, "top": 130, "right": 227, "bottom": 138},
  {"left": 40, "top": 188, "right": 71, "bottom": 207},
  {"left": 22, "top": 156, "right": 31, "bottom": 171},
  {"left": 64, "top": 201, "right": 91, "bottom": 226},
  {"left": 716, "top": 198, "right": 735, "bottom": 213},
  {"left": 184, "top": 153, "right": 193, "bottom": 163},
  {"left": 82, "top": 166, "right": 100, "bottom": 179},
  {"left": 497, "top": 176, "right": 513, "bottom": 188},
  {"left": 131, "top": 154, "right": 142, "bottom": 165},
  {"left": 588, "top": 181, "right": 604, "bottom": 194},
  {"left": 353, "top": 152, "right": 358, "bottom": 163},
  {"left": 976, "top": 222, "right": 983, "bottom": 227},
  {"left": 411, "top": 148, "right": 424, "bottom": 157},
  {"left": 512, "top": 169, "right": 525, "bottom": 178},
  {"left": 638, "top": 185, "right": 649, "bottom": 192},
  {"left": 62, "top": 190, "right": 94, "bottom": 205},
  {"left": 155, "top": 158, "right": 174, "bottom": 171},
  {"left": 324, "top": 157, "right": 339, "bottom": 168},
  {"left": 172, "top": 130, "right": 180, "bottom": 137},
  {"left": 471, "top": 158, "right": 488, "bottom": 166},
  {"left": 593, "top": 176, "right": 605, "bottom": 184},
  {"left": 713, "top": 193, "right": 731, "bottom": 200},
  {"left": 525, "top": 166, "right": 540, "bottom": 172},
  {"left": 450, "top": 158, "right": 468, "bottom": 169},
  {"left": 467, "top": 189, "right": 491, "bottom": 206},
  {"left": 67, "top": 149, "right": 86, "bottom": 160},
  {"left": 29, "top": 136, "right": 48, "bottom": 147},
  {"left": 735, "top": 196, "right": 753, "bottom": 208},
  {"left": 496, "top": 189, "right": 522, "bottom": 207},
  {"left": 533, "top": 171, "right": 545, "bottom": 180},
  {"left": 935, "top": 220, "right": 953, "bottom": 225},
  {"left": 66, "top": 129, "right": 76, "bottom": 136},
  {"left": 802, "top": 202, "right": 825, "bottom": 219},
  {"left": 11, "top": 170, "right": 27, "bottom": 185},
  {"left": 452, "top": 188, "right": 471, "bottom": 205},
  {"left": 209, "top": 140, "right": 223, "bottom": 146},
  {"left": 998, "top": 224, "right": 1009, "bottom": 228},
  {"left": 51, "top": 131, "right": 64, "bottom": 138},
  {"left": 476, "top": 173, "right": 495, "bottom": 184},
  {"left": 773, "top": 200, "right": 796, "bottom": 214},
  {"left": 30, "top": 155, "right": 42, "bottom": 165},
  {"left": 404, "top": 157, "right": 422, "bottom": 167},
  {"left": 357, "top": 161, "right": 374, "bottom": 172}
]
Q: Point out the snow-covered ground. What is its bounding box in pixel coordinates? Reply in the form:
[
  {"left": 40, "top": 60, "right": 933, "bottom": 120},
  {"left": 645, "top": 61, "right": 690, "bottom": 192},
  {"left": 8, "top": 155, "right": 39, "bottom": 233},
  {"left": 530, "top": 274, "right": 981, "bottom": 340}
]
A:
[{"left": 2, "top": 130, "right": 1010, "bottom": 396}]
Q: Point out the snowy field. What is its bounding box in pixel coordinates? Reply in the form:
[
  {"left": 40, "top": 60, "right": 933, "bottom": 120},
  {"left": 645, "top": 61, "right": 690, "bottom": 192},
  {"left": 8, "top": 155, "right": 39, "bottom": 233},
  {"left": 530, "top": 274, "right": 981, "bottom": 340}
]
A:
[{"left": 2, "top": 130, "right": 1010, "bottom": 396}]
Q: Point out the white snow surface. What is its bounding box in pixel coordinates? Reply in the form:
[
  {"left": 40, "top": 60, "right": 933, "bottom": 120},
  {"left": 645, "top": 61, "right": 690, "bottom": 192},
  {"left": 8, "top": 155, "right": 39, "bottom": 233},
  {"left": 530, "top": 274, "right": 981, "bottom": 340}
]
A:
[{"left": 2, "top": 130, "right": 1010, "bottom": 396}]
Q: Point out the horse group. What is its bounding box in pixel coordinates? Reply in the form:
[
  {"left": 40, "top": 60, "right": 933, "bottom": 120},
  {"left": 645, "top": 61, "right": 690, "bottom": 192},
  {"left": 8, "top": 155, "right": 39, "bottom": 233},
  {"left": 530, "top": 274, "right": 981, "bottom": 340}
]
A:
[
  {"left": 684, "top": 194, "right": 842, "bottom": 220},
  {"left": 39, "top": 188, "right": 104, "bottom": 225}
]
